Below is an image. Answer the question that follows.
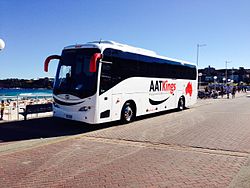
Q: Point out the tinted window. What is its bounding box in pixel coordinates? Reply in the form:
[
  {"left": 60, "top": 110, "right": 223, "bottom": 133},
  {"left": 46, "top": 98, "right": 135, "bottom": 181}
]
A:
[
  {"left": 100, "top": 63, "right": 112, "bottom": 94},
  {"left": 101, "top": 48, "right": 196, "bottom": 94}
]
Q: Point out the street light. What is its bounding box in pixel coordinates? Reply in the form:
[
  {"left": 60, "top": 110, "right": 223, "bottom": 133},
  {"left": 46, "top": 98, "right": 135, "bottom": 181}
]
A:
[
  {"left": 223, "top": 77, "right": 226, "bottom": 84},
  {"left": 225, "top": 61, "right": 231, "bottom": 83},
  {"left": 196, "top": 44, "right": 206, "bottom": 66},
  {"left": 198, "top": 72, "right": 202, "bottom": 90},
  {"left": 213, "top": 76, "right": 217, "bottom": 90},
  {"left": 0, "top": 38, "right": 5, "bottom": 51},
  {"left": 231, "top": 67, "right": 234, "bottom": 82},
  {"left": 213, "top": 76, "right": 217, "bottom": 83}
]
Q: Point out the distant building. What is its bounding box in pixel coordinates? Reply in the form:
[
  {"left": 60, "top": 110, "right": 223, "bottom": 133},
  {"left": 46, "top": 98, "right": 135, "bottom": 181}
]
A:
[{"left": 198, "top": 66, "right": 250, "bottom": 84}]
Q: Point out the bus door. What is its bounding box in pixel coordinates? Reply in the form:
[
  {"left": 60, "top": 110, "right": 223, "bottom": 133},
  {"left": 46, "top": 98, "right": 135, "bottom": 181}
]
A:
[
  {"left": 98, "top": 61, "right": 113, "bottom": 122},
  {"left": 99, "top": 61, "right": 122, "bottom": 122},
  {"left": 111, "top": 93, "right": 122, "bottom": 121}
]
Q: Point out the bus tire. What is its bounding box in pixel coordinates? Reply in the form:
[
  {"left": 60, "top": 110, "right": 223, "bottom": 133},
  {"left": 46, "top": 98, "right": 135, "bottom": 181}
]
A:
[
  {"left": 121, "top": 102, "right": 136, "bottom": 123},
  {"left": 178, "top": 97, "right": 185, "bottom": 111}
]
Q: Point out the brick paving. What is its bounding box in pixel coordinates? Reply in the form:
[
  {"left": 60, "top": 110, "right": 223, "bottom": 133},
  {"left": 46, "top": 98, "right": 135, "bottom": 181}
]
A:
[
  {"left": 85, "top": 95, "right": 250, "bottom": 153},
  {"left": 0, "top": 93, "right": 249, "bottom": 187},
  {"left": 0, "top": 137, "right": 248, "bottom": 188}
]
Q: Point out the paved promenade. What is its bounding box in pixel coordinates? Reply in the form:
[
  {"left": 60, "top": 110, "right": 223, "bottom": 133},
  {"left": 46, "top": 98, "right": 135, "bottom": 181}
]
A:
[{"left": 0, "top": 92, "right": 250, "bottom": 187}]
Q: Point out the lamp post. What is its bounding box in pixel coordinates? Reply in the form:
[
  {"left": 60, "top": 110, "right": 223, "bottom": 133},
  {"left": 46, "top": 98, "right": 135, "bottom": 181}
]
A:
[
  {"left": 196, "top": 44, "right": 206, "bottom": 66},
  {"left": 223, "top": 77, "right": 226, "bottom": 84},
  {"left": 198, "top": 73, "right": 202, "bottom": 90},
  {"left": 225, "top": 61, "right": 231, "bottom": 84},
  {"left": 231, "top": 67, "right": 234, "bottom": 82},
  {"left": 213, "top": 76, "right": 217, "bottom": 91},
  {"left": 0, "top": 38, "right": 5, "bottom": 51},
  {"left": 214, "top": 76, "right": 217, "bottom": 83}
]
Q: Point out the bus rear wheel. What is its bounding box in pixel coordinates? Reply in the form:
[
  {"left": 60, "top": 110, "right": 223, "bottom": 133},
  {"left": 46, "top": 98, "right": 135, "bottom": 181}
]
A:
[
  {"left": 178, "top": 97, "right": 185, "bottom": 111},
  {"left": 121, "top": 102, "right": 135, "bottom": 123}
]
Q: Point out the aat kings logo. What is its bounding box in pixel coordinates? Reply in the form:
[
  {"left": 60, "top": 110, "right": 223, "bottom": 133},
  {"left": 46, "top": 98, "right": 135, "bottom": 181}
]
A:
[
  {"left": 149, "top": 80, "right": 176, "bottom": 105},
  {"left": 149, "top": 80, "right": 176, "bottom": 94},
  {"left": 185, "top": 82, "right": 193, "bottom": 96}
]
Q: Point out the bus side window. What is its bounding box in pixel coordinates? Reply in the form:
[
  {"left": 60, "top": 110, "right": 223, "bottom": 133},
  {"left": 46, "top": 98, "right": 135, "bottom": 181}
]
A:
[{"left": 100, "top": 63, "right": 112, "bottom": 94}]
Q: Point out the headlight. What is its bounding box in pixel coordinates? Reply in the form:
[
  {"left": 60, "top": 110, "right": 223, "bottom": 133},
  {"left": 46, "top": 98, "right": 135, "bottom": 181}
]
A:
[
  {"left": 53, "top": 103, "right": 60, "bottom": 108},
  {"left": 79, "top": 106, "right": 91, "bottom": 111}
]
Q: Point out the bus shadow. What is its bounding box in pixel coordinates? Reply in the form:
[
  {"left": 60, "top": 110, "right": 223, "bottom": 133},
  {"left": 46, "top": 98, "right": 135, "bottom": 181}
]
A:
[
  {"left": 135, "top": 108, "right": 185, "bottom": 121},
  {"left": 0, "top": 108, "right": 188, "bottom": 143},
  {"left": 0, "top": 117, "right": 117, "bottom": 143}
]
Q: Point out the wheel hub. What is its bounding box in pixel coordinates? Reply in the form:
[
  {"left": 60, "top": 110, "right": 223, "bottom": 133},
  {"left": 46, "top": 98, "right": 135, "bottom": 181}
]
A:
[{"left": 124, "top": 106, "right": 133, "bottom": 121}]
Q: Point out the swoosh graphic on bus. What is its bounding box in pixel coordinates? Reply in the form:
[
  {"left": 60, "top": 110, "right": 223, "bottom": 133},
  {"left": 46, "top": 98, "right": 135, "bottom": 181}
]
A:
[{"left": 149, "top": 97, "right": 170, "bottom": 105}]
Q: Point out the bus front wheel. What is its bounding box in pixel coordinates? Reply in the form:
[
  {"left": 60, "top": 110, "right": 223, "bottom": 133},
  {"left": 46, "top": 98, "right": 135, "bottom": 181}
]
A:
[{"left": 121, "top": 102, "right": 135, "bottom": 123}]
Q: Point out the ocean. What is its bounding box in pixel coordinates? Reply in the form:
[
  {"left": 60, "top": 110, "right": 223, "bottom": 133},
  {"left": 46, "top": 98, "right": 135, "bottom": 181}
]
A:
[{"left": 0, "top": 88, "right": 53, "bottom": 100}]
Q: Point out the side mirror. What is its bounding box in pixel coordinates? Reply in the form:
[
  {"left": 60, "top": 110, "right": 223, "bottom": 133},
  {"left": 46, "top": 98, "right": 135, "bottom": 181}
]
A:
[
  {"left": 90, "top": 53, "right": 102, "bottom": 73},
  {"left": 44, "top": 55, "right": 61, "bottom": 72}
]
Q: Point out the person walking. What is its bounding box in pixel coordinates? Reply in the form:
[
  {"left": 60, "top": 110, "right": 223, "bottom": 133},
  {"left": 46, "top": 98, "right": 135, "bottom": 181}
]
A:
[
  {"left": 232, "top": 86, "right": 236, "bottom": 99},
  {"left": 0, "top": 100, "right": 5, "bottom": 120},
  {"left": 226, "top": 84, "right": 230, "bottom": 99},
  {"left": 220, "top": 86, "right": 224, "bottom": 98}
]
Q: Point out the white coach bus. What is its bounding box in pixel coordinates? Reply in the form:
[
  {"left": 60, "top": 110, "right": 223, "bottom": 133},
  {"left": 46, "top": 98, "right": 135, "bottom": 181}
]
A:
[{"left": 44, "top": 41, "right": 197, "bottom": 124}]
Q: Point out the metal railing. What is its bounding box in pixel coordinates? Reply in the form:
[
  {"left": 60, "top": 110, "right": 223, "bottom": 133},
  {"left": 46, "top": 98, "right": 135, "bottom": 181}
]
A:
[{"left": 1, "top": 93, "right": 53, "bottom": 121}]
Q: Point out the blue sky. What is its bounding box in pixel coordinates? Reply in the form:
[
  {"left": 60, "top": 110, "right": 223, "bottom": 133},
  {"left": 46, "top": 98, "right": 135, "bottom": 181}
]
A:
[{"left": 0, "top": 0, "right": 250, "bottom": 79}]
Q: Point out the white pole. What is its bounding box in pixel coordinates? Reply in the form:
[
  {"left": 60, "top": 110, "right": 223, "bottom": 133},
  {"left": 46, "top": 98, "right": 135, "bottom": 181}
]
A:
[{"left": 196, "top": 44, "right": 206, "bottom": 66}]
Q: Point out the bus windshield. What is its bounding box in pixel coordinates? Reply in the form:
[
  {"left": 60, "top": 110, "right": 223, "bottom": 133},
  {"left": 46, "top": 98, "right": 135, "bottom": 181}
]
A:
[{"left": 53, "top": 48, "right": 101, "bottom": 98}]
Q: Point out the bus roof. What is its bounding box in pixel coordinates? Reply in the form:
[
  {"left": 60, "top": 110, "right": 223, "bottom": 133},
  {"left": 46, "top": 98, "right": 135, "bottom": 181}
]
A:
[{"left": 64, "top": 40, "right": 195, "bottom": 66}]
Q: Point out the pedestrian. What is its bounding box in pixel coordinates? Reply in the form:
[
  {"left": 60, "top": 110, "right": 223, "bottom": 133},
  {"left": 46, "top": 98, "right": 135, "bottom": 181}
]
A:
[
  {"left": 0, "top": 100, "right": 5, "bottom": 120},
  {"left": 220, "top": 86, "right": 224, "bottom": 98},
  {"left": 232, "top": 86, "right": 236, "bottom": 99},
  {"left": 237, "top": 86, "right": 241, "bottom": 93},
  {"left": 204, "top": 87, "right": 209, "bottom": 98},
  {"left": 226, "top": 85, "right": 230, "bottom": 99},
  {"left": 244, "top": 86, "right": 247, "bottom": 93}
]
